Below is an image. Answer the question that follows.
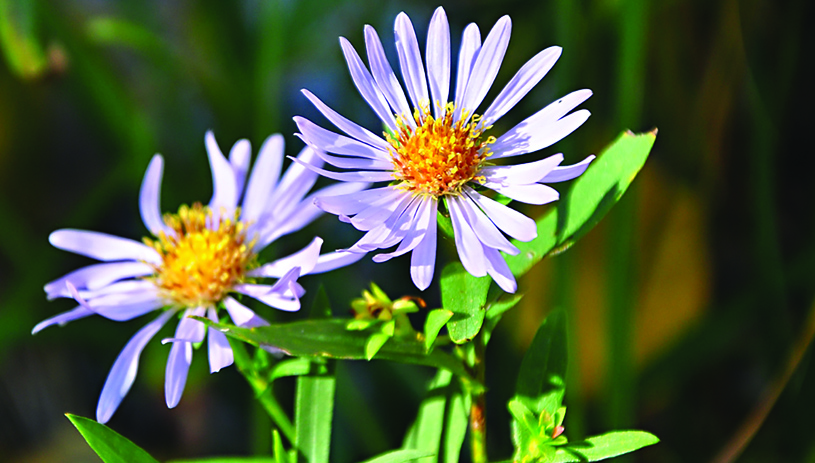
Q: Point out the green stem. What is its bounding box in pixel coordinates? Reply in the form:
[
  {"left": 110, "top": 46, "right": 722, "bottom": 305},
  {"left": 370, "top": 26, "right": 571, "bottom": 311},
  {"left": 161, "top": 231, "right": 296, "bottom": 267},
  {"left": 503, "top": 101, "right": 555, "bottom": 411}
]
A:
[{"left": 469, "top": 330, "right": 488, "bottom": 463}]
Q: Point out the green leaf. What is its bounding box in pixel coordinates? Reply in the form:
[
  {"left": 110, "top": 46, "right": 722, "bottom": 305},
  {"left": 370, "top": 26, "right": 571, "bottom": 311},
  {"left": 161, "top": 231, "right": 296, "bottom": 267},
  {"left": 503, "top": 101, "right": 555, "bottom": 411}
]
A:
[
  {"left": 437, "top": 211, "right": 454, "bottom": 239},
  {"left": 66, "top": 414, "right": 159, "bottom": 463},
  {"left": 515, "top": 310, "right": 568, "bottom": 415},
  {"left": 403, "top": 370, "right": 451, "bottom": 461},
  {"left": 295, "top": 373, "right": 335, "bottom": 463},
  {"left": 365, "top": 332, "right": 393, "bottom": 360},
  {"left": 361, "top": 449, "right": 435, "bottom": 463},
  {"left": 441, "top": 263, "right": 490, "bottom": 343},
  {"left": 424, "top": 309, "right": 454, "bottom": 352},
  {"left": 200, "top": 318, "right": 477, "bottom": 385},
  {"left": 551, "top": 431, "right": 659, "bottom": 462},
  {"left": 269, "top": 357, "right": 313, "bottom": 382},
  {"left": 442, "top": 387, "right": 469, "bottom": 463},
  {"left": 169, "top": 459, "right": 277, "bottom": 463},
  {"left": 0, "top": 0, "right": 47, "bottom": 79},
  {"left": 272, "top": 429, "right": 287, "bottom": 463},
  {"left": 505, "top": 130, "right": 657, "bottom": 277}
]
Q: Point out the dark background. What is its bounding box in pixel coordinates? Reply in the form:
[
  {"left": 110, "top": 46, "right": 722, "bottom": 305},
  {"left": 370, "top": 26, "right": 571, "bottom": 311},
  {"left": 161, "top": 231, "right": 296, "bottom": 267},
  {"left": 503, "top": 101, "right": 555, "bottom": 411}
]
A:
[{"left": 0, "top": 0, "right": 813, "bottom": 462}]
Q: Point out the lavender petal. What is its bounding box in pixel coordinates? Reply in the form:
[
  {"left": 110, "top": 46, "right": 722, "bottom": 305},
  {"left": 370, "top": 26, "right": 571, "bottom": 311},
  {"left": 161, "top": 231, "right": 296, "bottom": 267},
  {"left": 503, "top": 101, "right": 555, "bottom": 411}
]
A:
[
  {"left": 139, "top": 155, "right": 173, "bottom": 237},
  {"left": 50, "top": 229, "right": 162, "bottom": 265},
  {"left": 207, "top": 308, "right": 233, "bottom": 373},
  {"left": 539, "top": 155, "right": 596, "bottom": 183},
  {"left": 426, "top": 7, "right": 451, "bottom": 118},
  {"left": 241, "top": 134, "right": 284, "bottom": 227},
  {"left": 364, "top": 25, "right": 413, "bottom": 124},
  {"left": 460, "top": 16, "right": 511, "bottom": 120},
  {"left": 339, "top": 37, "right": 399, "bottom": 132},
  {"left": 205, "top": 131, "right": 239, "bottom": 214},
  {"left": 394, "top": 12, "right": 429, "bottom": 114}
]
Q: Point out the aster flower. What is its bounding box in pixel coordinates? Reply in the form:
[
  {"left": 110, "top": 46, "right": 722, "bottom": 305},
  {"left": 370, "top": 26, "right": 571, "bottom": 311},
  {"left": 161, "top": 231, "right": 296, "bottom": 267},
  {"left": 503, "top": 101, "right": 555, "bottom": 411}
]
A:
[
  {"left": 294, "top": 7, "right": 594, "bottom": 293},
  {"left": 33, "top": 132, "right": 363, "bottom": 423}
]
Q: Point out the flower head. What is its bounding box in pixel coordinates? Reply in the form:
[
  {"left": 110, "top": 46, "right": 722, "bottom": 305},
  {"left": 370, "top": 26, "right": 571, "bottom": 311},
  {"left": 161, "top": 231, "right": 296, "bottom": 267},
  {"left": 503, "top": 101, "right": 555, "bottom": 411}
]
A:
[
  {"left": 34, "top": 132, "right": 363, "bottom": 423},
  {"left": 295, "top": 7, "right": 594, "bottom": 293}
]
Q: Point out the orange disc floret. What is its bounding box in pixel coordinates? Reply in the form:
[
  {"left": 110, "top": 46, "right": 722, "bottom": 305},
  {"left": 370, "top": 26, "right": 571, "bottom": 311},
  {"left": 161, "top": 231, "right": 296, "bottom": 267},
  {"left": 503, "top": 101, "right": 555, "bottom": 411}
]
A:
[
  {"left": 144, "top": 203, "right": 256, "bottom": 308},
  {"left": 387, "top": 103, "right": 494, "bottom": 197}
]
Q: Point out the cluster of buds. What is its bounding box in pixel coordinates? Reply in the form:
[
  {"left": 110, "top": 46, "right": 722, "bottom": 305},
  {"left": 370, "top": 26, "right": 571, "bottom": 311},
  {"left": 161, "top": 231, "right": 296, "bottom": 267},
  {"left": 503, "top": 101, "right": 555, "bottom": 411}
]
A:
[{"left": 350, "top": 283, "right": 425, "bottom": 321}]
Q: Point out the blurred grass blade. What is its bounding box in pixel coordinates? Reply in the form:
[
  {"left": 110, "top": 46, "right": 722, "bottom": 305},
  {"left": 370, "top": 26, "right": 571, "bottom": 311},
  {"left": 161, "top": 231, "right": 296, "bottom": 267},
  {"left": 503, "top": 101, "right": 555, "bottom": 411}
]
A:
[
  {"left": 441, "top": 262, "right": 490, "bottom": 343},
  {"left": 442, "top": 389, "right": 468, "bottom": 463},
  {"left": 515, "top": 310, "right": 568, "bottom": 414},
  {"left": 403, "top": 370, "right": 452, "bottom": 460},
  {"left": 0, "top": 0, "right": 47, "bottom": 79},
  {"left": 170, "top": 459, "right": 277, "bottom": 463},
  {"left": 360, "top": 449, "right": 434, "bottom": 463},
  {"left": 551, "top": 431, "right": 659, "bottom": 462},
  {"left": 66, "top": 414, "right": 159, "bottom": 463},
  {"left": 505, "top": 130, "right": 657, "bottom": 276},
  {"left": 86, "top": 16, "right": 163, "bottom": 53},
  {"left": 295, "top": 372, "right": 335, "bottom": 463}
]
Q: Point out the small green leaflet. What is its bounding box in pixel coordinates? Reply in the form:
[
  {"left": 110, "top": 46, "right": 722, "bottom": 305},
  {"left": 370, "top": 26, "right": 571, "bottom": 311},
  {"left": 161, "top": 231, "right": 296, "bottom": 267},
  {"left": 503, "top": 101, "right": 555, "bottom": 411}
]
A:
[
  {"left": 66, "top": 414, "right": 159, "bottom": 463},
  {"left": 424, "top": 309, "right": 454, "bottom": 352},
  {"left": 440, "top": 262, "right": 490, "bottom": 343},
  {"left": 551, "top": 431, "right": 659, "bottom": 462},
  {"left": 506, "top": 130, "right": 656, "bottom": 276}
]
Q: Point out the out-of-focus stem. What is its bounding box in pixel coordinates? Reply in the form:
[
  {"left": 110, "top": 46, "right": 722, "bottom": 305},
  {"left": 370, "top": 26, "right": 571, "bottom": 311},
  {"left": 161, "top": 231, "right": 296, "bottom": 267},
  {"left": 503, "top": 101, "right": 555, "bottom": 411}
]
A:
[{"left": 470, "top": 330, "right": 488, "bottom": 463}]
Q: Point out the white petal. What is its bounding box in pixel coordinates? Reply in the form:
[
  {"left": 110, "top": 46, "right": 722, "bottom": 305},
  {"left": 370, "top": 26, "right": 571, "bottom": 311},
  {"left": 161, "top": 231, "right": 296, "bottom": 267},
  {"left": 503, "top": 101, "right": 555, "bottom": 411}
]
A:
[
  {"left": 480, "top": 154, "right": 564, "bottom": 185},
  {"left": 447, "top": 196, "right": 487, "bottom": 277},
  {"left": 484, "top": 246, "right": 517, "bottom": 293},
  {"left": 339, "top": 37, "right": 399, "bottom": 132},
  {"left": 205, "top": 131, "right": 239, "bottom": 214},
  {"left": 249, "top": 237, "right": 323, "bottom": 278},
  {"left": 229, "top": 139, "right": 252, "bottom": 199},
  {"left": 539, "top": 154, "right": 595, "bottom": 183},
  {"left": 426, "top": 7, "right": 451, "bottom": 118},
  {"left": 394, "top": 12, "right": 430, "bottom": 114},
  {"left": 139, "top": 155, "right": 173, "bottom": 237},
  {"left": 464, "top": 187, "right": 537, "bottom": 242},
  {"left": 311, "top": 145, "right": 393, "bottom": 170},
  {"left": 481, "top": 46, "right": 562, "bottom": 127},
  {"left": 372, "top": 197, "right": 435, "bottom": 262},
  {"left": 224, "top": 296, "right": 269, "bottom": 328},
  {"left": 459, "top": 16, "right": 511, "bottom": 120},
  {"left": 242, "top": 134, "right": 284, "bottom": 226},
  {"left": 289, "top": 156, "right": 394, "bottom": 183},
  {"left": 483, "top": 182, "right": 560, "bottom": 205},
  {"left": 301, "top": 89, "right": 391, "bottom": 150},
  {"left": 311, "top": 250, "right": 365, "bottom": 274},
  {"left": 365, "top": 25, "right": 413, "bottom": 124},
  {"left": 295, "top": 117, "right": 391, "bottom": 161},
  {"left": 314, "top": 185, "right": 396, "bottom": 216},
  {"left": 457, "top": 197, "right": 518, "bottom": 255},
  {"left": 410, "top": 207, "right": 437, "bottom": 291},
  {"left": 49, "top": 229, "right": 161, "bottom": 264},
  {"left": 349, "top": 189, "right": 412, "bottom": 231},
  {"left": 454, "top": 23, "right": 481, "bottom": 115},
  {"left": 32, "top": 305, "right": 94, "bottom": 334},
  {"left": 44, "top": 261, "right": 154, "bottom": 298},
  {"left": 207, "top": 308, "right": 233, "bottom": 373}
]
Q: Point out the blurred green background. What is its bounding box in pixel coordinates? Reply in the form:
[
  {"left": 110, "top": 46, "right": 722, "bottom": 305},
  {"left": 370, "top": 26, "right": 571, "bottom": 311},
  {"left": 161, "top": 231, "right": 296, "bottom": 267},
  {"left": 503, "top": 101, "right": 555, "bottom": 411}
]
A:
[{"left": 0, "top": 0, "right": 812, "bottom": 461}]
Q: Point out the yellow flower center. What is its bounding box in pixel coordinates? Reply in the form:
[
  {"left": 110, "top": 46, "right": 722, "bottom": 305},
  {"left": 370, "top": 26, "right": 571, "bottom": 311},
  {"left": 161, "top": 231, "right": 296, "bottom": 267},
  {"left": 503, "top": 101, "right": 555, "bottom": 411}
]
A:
[
  {"left": 144, "top": 204, "right": 256, "bottom": 308},
  {"left": 387, "top": 103, "right": 494, "bottom": 197}
]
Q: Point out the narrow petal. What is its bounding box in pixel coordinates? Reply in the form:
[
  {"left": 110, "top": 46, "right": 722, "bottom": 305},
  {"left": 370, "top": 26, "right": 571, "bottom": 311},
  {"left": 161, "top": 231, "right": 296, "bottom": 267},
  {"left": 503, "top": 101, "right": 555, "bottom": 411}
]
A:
[
  {"left": 481, "top": 46, "right": 562, "bottom": 127},
  {"left": 49, "top": 230, "right": 161, "bottom": 264},
  {"left": 264, "top": 148, "right": 325, "bottom": 227},
  {"left": 426, "top": 7, "right": 451, "bottom": 118},
  {"left": 454, "top": 23, "right": 482, "bottom": 115},
  {"left": 301, "top": 89, "right": 391, "bottom": 150},
  {"left": 165, "top": 307, "right": 207, "bottom": 408},
  {"left": 539, "top": 155, "right": 595, "bottom": 183},
  {"left": 205, "top": 131, "right": 239, "bottom": 214},
  {"left": 460, "top": 16, "right": 511, "bottom": 119},
  {"left": 349, "top": 189, "right": 413, "bottom": 231},
  {"left": 484, "top": 246, "right": 517, "bottom": 293},
  {"left": 289, "top": 156, "right": 395, "bottom": 183},
  {"left": 491, "top": 89, "right": 592, "bottom": 158},
  {"left": 465, "top": 187, "right": 537, "bottom": 242},
  {"left": 294, "top": 117, "right": 391, "bottom": 161},
  {"left": 229, "top": 139, "right": 252, "bottom": 199},
  {"left": 224, "top": 296, "right": 269, "bottom": 328},
  {"left": 241, "top": 134, "right": 284, "bottom": 226},
  {"left": 44, "top": 261, "right": 154, "bottom": 299},
  {"left": 339, "top": 37, "right": 399, "bottom": 132},
  {"left": 310, "top": 145, "right": 393, "bottom": 170},
  {"left": 394, "top": 12, "right": 430, "bottom": 113},
  {"left": 249, "top": 237, "right": 323, "bottom": 278},
  {"left": 372, "top": 197, "right": 434, "bottom": 262},
  {"left": 483, "top": 182, "right": 560, "bottom": 205},
  {"left": 96, "top": 310, "right": 175, "bottom": 423},
  {"left": 457, "top": 197, "right": 518, "bottom": 255},
  {"left": 364, "top": 25, "right": 413, "bottom": 123},
  {"left": 481, "top": 154, "right": 564, "bottom": 186},
  {"left": 311, "top": 250, "right": 365, "bottom": 274},
  {"left": 139, "top": 155, "right": 173, "bottom": 237},
  {"left": 207, "top": 308, "right": 233, "bottom": 373},
  {"left": 88, "top": 295, "right": 165, "bottom": 322},
  {"left": 314, "top": 186, "right": 398, "bottom": 217},
  {"left": 32, "top": 305, "right": 94, "bottom": 334},
  {"left": 410, "top": 205, "right": 437, "bottom": 290},
  {"left": 235, "top": 268, "right": 302, "bottom": 312},
  {"left": 75, "top": 280, "right": 156, "bottom": 301},
  {"left": 447, "top": 197, "right": 487, "bottom": 277}
]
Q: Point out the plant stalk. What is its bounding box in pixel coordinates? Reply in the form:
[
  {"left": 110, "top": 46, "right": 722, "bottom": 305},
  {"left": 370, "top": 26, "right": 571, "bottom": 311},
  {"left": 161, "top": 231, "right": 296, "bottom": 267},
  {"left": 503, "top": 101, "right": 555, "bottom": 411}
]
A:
[{"left": 470, "top": 329, "right": 488, "bottom": 463}]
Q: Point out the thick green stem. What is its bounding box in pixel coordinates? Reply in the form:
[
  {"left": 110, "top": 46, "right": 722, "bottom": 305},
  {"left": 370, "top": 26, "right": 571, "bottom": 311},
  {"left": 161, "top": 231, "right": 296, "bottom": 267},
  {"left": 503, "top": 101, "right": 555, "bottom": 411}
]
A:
[{"left": 470, "top": 330, "right": 488, "bottom": 463}]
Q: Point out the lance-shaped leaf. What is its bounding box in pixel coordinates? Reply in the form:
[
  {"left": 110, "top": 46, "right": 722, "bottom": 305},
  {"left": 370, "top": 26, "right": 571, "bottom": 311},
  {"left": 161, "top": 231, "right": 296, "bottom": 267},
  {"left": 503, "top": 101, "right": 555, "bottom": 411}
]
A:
[
  {"left": 199, "top": 318, "right": 478, "bottom": 386},
  {"left": 361, "top": 449, "right": 435, "bottom": 463},
  {"left": 551, "top": 431, "right": 659, "bottom": 462},
  {"left": 506, "top": 130, "right": 657, "bottom": 276},
  {"left": 441, "top": 262, "right": 490, "bottom": 343},
  {"left": 66, "top": 414, "right": 159, "bottom": 463},
  {"left": 515, "top": 310, "right": 568, "bottom": 415},
  {"left": 295, "top": 372, "right": 335, "bottom": 463}
]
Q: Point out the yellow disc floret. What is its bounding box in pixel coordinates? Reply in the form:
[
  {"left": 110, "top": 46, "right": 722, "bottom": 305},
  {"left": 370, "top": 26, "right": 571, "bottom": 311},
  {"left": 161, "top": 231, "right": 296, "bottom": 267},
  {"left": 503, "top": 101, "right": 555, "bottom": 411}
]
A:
[
  {"left": 387, "top": 103, "right": 495, "bottom": 197},
  {"left": 144, "top": 203, "right": 256, "bottom": 308}
]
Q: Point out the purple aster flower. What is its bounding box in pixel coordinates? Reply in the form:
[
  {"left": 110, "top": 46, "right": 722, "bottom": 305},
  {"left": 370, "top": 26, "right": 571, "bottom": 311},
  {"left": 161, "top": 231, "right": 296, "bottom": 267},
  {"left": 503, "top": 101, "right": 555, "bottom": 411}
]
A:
[
  {"left": 33, "top": 131, "right": 363, "bottom": 423},
  {"left": 294, "top": 7, "right": 595, "bottom": 293}
]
